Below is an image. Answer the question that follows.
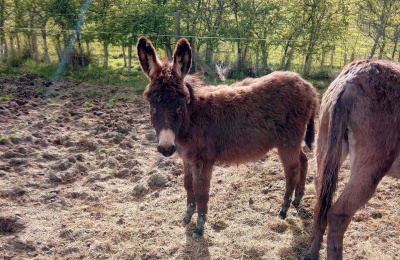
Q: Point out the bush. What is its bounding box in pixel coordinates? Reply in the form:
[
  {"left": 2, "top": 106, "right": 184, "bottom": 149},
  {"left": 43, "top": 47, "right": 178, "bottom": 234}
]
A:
[
  {"left": 6, "top": 48, "right": 31, "bottom": 68},
  {"left": 67, "top": 49, "right": 92, "bottom": 66}
]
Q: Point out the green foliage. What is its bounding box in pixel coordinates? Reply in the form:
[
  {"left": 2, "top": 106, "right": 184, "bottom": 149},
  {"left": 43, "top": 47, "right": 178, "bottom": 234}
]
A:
[
  {"left": 0, "top": 95, "right": 12, "bottom": 101},
  {"left": 36, "top": 88, "right": 47, "bottom": 95},
  {"left": 1, "top": 0, "right": 400, "bottom": 81},
  {"left": 83, "top": 101, "right": 94, "bottom": 109},
  {"left": 0, "top": 60, "right": 148, "bottom": 91}
]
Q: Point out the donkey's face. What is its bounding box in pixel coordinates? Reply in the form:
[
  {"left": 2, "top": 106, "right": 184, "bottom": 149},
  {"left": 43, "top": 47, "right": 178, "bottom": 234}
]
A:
[{"left": 137, "top": 37, "right": 192, "bottom": 157}]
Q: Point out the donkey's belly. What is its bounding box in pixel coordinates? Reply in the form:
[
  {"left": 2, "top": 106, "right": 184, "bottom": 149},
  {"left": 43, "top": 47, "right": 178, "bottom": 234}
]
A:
[
  {"left": 176, "top": 141, "right": 273, "bottom": 165},
  {"left": 214, "top": 141, "right": 275, "bottom": 164},
  {"left": 387, "top": 155, "right": 400, "bottom": 178}
]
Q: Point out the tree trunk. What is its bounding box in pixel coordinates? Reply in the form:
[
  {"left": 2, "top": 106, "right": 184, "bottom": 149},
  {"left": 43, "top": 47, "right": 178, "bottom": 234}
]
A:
[
  {"left": 302, "top": 54, "right": 311, "bottom": 77},
  {"left": 56, "top": 38, "right": 64, "bottom": 63},
  {"left": 9, "top": 34, "right": 15, "bottom": 59},
  {"left": 307, "top": 55, "right": 312, "bottom": 74},
  {"left": 280, "top": 42, "right": 290, "bottom": 70},
  {"left": 0, "top": 38, "right": 3, "bottom": 61},
  {"left": 86, "top": 41, "right": 91, "bottom": 58},
  {"left": 398, "top": 49, "right": 400, "bottom": 62},
  {"left": 0, "top": 0, "right": 5, "bottom": 61},
  {"left": 320, "top": 52, "right": 325, "bottom": 72},
  {"left": 62, "top": 31, "right": 68, "bottom": 53},
  {"left": 16, "top": 34, "right": 21, "bottom": 55},
  {"left": 255, "top": 46, "right": 259, "bottom": 77},
  {"left": 28, "top": 36, "right": 33, "bottom": 59},
  {"left": 0, "top": 38, "right": 5, "bottom": 61},
  {"left": 194, "top": 45, "right": 201, "bottom": 72},
  {"left": 369, "top": 31, "right": 382, "bottom": 58},
  {"left": 392, "top": 38, "right": 398, "bottom": 60},
  {"left": 378, "top": 41, "right": 386, "bottom": 59},
  {"left": 42, "top": 29, "right": 50, "bottom": 63},
  {"left": 31, "top": 32, "right": 38, "bottom": 58},
  {"left": 30, "top": 13, "right": 38, "bottom": 58},
  {"left": 330, "top": 48, "right": 334, "bottom": 69},
  {"left": 128, "top": 45, "right": 132, "bottom": 71},
  {"left": 104, "top": 42, "right": 109, "bottom": 68},
  {"left": 205, "top": 41, "right": 213, "bottom": 66},
  {"left": 122, "top": 46, "right": 127, "bottom": 67},
  {"left": 261, "top": 42, "right": 268, "bottom": 73},
  {"left": 235, "top": 44, "right": 241, "bottom": 76},
  {"left": 284, "top": 48, "right": 293, "bottom": 71},
  {"left": 3, "top": 37, "right": 7, "bottom": 59},
  {"left": 343, "top": 52, "right": 348, "bottom": 65},
  {"left": 165, "top": 42, "right": 172, "bottom": 61},
  {"left": 302, "top": 41, "right": 316, "bottom": 76},
  {"left": 77, "top": 33, "right": 84, "bottom": 66}
]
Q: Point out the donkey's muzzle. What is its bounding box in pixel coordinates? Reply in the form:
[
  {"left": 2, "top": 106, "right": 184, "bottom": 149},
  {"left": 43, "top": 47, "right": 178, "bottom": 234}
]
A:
[
  {"left": 157, "top": 145, "right": 176, "bottom": 157},
  {"left": 157, "top": 129, "right": 176, "bottom": 157}
]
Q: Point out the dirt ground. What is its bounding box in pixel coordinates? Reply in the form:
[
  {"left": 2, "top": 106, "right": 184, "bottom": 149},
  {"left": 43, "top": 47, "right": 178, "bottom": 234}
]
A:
[{"left": 0, "top": 77, "right": 399, "bottom": 259}]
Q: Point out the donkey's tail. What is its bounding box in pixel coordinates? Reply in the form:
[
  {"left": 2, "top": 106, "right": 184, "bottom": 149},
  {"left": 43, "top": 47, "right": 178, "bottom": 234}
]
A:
[
  {"left": 316, "top": 86, "right": 350, "bottom": 222},
  {"left": 305, "top": 96, "right": 318, "bottom": 150},
  {"left": 305, "top": 113, "right": 315, "bottom": 150}
]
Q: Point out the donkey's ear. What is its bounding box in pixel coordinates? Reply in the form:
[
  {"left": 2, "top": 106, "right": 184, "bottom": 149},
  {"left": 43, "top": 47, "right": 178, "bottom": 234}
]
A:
[
  {"left": 137, "top": 37, "right": 161, "bottom": 79},
  {"left": 172, "top": 38, "right": 192, "bottom": 79}
]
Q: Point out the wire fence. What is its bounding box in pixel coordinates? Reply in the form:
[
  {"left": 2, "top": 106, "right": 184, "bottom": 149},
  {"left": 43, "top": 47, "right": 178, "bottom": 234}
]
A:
[{"left": 1, "top": 23, "right": 399, "bottom": 80}]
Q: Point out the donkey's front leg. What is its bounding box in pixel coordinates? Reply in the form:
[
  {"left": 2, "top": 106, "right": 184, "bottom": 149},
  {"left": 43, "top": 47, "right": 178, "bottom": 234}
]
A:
[
  {"left": 183, "top": 162, "right": 196, "bottom": 225},
  {"left": 192, "top": 161, "right": 213, "bottom": 238}
]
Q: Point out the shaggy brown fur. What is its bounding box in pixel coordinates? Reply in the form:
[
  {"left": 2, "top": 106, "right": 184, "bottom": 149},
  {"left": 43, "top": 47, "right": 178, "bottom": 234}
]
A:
[
  {"left": 137, "top": 37, "right": 318, "bottom": 238},
  {"left": 304, "top": 59, "right": 400, "bottom": 260}
]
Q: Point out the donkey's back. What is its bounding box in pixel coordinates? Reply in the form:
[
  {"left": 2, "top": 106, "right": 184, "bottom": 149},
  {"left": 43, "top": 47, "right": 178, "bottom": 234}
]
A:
[{"left": 188, "top": 71, "right": 318, "bottom": 164}]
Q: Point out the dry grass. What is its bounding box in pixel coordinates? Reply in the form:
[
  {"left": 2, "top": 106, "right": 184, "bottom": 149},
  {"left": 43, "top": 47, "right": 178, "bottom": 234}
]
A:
[{"left": 0, "top": 77, "right": 399, "bottom": 259}]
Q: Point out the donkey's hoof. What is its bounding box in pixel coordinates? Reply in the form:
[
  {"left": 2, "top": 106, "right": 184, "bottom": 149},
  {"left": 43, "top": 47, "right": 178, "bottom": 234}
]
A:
[
  {"left": 302, "top": 256, "right": 318, "bottom": 260},
  {"left": 192, "top": 228, "right": 203, "bottom": 239},
  {"left": 278, "top": 209, "right": 287, "bottom": 219},
  {"left": 292, "top": 199, "right": 300, "bottom": 208},
  {"left": 192, "top": 232, "right": 202, "bottom": 239},
  {"left": 183, "top": 215, "right": 191, "bottom": 225}
]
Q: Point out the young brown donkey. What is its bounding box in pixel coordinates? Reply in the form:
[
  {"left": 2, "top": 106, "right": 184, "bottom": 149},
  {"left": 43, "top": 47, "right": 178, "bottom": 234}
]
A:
[
  {"left": 304, "top": 59, "right": 400, "bottom": 260},
  {"left": 137, "top": 36, "right": 318, "bottom": 238}
]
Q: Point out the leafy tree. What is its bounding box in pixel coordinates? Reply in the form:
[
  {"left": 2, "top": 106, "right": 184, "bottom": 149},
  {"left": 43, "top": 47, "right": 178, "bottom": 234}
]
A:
[
  {"left": 0, "top": 0, "right": 11, "bottom": 61},
  {"left": 36, "top": 0, "right": 53, "bottom": 63},
  {"left": 48, "top": 0, "right": 80, "bottom": 62},
  {"left": 299, "top": 0, "right": 349, "bottom": 76},
  {"left": 357, "top": 0, "right": 400, "bottom": 58},
  {"left": 113, "top": 0, "right": 143, "bottom": 70},
  {"left": 9, "top": 0, "right": 26, "bottom": 58},
  {"left": 88, "top": 0, "right": 122, "bottom": 68}
]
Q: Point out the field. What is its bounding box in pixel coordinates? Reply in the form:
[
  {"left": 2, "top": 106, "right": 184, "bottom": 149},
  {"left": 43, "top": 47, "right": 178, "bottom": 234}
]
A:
[{"left": 1, "top": 76, "right": 400, "bottom": 259}]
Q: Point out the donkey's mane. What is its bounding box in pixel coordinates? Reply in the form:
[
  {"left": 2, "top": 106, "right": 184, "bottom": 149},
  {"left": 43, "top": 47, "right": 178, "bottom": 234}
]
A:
[{"left": 184, "top": 74, "right": 204, "bottom": 94}]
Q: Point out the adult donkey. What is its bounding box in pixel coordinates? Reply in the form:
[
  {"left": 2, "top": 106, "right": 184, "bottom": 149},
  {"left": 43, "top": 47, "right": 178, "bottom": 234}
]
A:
[
  {"left": 137, "top": 37, "right": 318, "bottom": 238},
  {"left": 304, "top": 59, "right": 400, "bottom": 260}
]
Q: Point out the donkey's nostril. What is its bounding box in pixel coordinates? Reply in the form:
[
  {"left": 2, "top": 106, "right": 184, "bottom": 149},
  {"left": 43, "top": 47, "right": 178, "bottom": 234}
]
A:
[
  {"left": 168, "top": 145, "right": 176, "bottom": 155},
  {"left": 157, "top": 145, "right": 176, "bottom": 157}
]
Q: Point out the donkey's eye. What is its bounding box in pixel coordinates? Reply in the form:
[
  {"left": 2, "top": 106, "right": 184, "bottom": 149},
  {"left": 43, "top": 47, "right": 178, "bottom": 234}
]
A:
[{"left": 176, "top": 106, "right": 182, "bottom": 113}]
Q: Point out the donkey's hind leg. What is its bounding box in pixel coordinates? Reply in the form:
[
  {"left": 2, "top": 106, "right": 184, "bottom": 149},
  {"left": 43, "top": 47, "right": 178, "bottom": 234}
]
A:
[
  {"left": 183, "top": 162, "right": 196, "bottom": 225},
  {"left": 293, "top": 150, "right": 308, "bottom": 207},
  {"left": 277, "top": 146, "right": 302, "bottom": 219},
  {"left": 325, "top": 150, "right": 396, "bottom": 259}
]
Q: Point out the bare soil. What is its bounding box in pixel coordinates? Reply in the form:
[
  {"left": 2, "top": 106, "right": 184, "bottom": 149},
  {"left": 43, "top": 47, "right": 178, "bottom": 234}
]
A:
[{"left": 0, "top": 77, "right": 399, "bottom": 259}]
